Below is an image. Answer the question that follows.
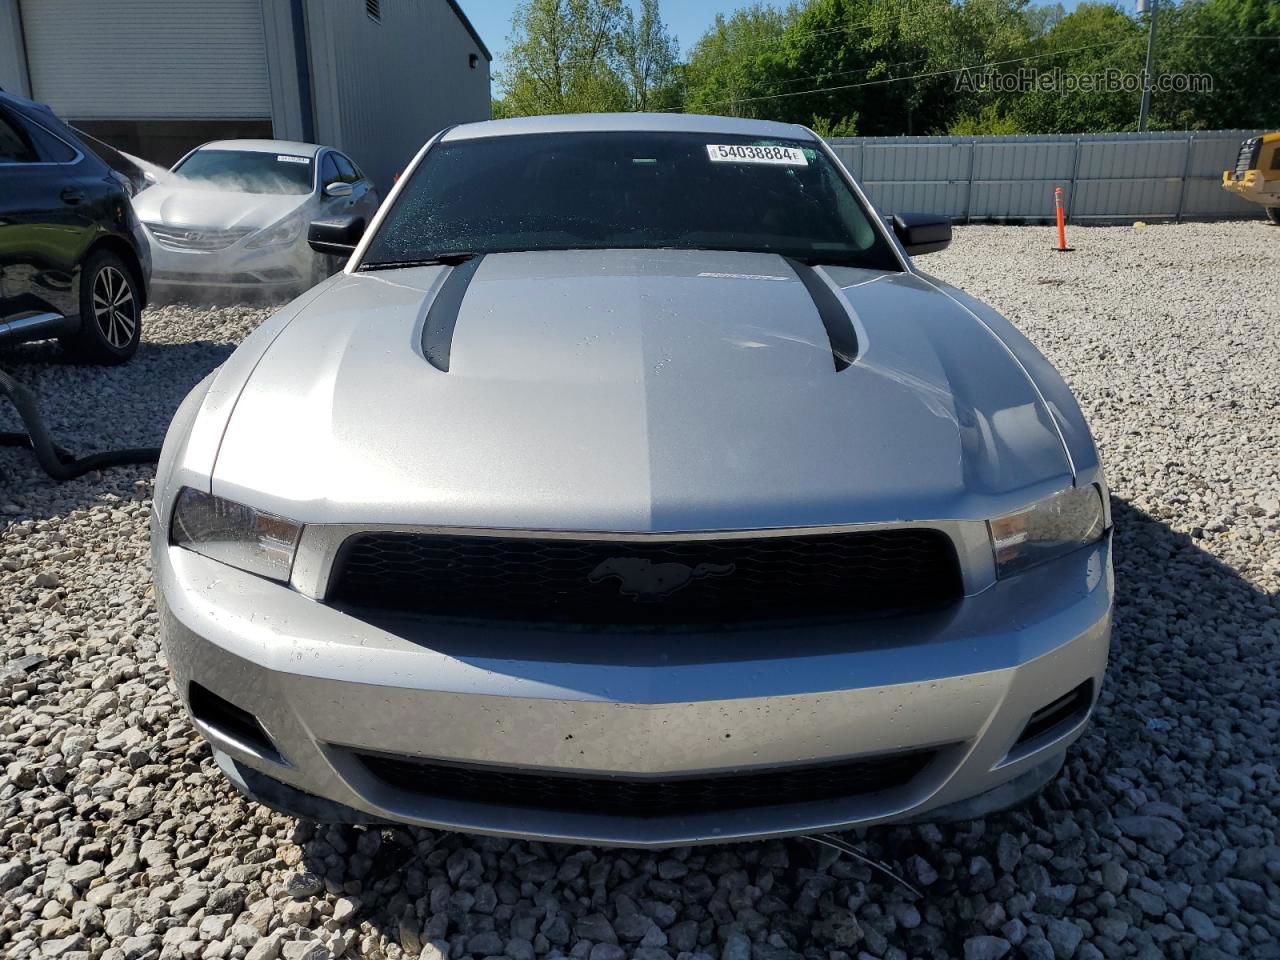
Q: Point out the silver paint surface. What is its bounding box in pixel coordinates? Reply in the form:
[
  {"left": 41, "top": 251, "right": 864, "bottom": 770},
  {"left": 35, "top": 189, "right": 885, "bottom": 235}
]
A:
[
  {"left": 151, "top": 116, "right": 1112, "bottom": 844},
  {"left": 211, "top": 249, "right": 1072, "bottom": 530}
]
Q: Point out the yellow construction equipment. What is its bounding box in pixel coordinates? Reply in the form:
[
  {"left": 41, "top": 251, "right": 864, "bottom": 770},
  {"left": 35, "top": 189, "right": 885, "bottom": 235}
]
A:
[{"left": 1222, "top": 133, "right": 1280, "bottom": 224}]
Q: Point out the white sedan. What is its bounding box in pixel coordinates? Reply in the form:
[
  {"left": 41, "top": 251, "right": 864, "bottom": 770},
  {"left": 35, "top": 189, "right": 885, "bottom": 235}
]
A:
[{"left": 133, "top": 139, "right": 379, "bottom": 299}]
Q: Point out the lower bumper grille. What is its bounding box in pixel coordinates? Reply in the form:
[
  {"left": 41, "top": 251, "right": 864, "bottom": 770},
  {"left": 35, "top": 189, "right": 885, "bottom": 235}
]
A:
[
  {"left": 353, "top": 748, "right": 938, "bottom": 817},
  {"left": 327, "top": 528, "right": 962, "bottom": 626}
]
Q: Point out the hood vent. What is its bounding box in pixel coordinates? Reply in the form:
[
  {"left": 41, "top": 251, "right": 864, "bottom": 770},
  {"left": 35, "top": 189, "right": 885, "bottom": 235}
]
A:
[
  {"left": 785, "top": 259, "right": 858, "bottom": 371},
  {"left": 421, "top": 255, "right": 485, "bottom": 372}
]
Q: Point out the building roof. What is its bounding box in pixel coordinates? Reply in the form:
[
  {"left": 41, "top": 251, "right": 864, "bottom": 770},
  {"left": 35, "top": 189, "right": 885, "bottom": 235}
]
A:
[
  {"left": 447, "top": 0, "right": 492, "bottom": 62},
  {"left": 442, "top": 113, "right": 816, "bottom": 142}
]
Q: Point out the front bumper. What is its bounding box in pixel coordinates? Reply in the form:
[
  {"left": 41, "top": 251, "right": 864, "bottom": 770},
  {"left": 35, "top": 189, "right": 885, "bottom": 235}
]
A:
[
  {"left": 1221, "top": 170, "right": 1280, "bottom": 206},
  {"left": 145, "top": 231, "right": 316, "bottom": 290},
  {"left": 154, "top": 533, "right": 1112, "bottom": 847}
]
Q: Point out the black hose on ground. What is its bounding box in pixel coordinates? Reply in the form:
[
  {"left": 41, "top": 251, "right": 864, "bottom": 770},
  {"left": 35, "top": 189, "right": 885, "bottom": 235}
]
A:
[{"left": 0, "top": 366, "right": 161, "bottom": 481}]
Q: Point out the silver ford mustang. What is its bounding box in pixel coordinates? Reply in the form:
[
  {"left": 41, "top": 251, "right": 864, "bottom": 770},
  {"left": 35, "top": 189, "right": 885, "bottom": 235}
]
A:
[{"left": 151, "top": 114, "right": 1112, "bottom": 847}]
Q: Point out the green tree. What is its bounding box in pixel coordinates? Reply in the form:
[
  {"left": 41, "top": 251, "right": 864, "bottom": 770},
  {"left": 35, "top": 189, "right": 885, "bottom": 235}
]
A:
[
  {"left": 681, "top": 0, "right": 1037, "bottom": 135},
  {"left": 1153, "top": 0, "right": 1280, "bottom": 130},
  {"left": 682, "top": 5, "right": 797, "bottom": 117},
  {"left": 972, "top": 0, "right": 1278, "bottom": 134},
  {"left": 1025, "top": 2, "right": 1066, "bottom": 38},
  {"left": 1001, "top": 3, "right": 1146, "bottom": 133},
  {"left": 496, "top": 0, "right": 1280, "bottom": 132},
  {"left": 617, "top": 0, "right": 680, "bottom": 110},
  {"left": 948, "top": 102, "right": 1022, "bottom": 135},
  {"left": 498, "top": 0, "right": 631, "bottom": 116}
]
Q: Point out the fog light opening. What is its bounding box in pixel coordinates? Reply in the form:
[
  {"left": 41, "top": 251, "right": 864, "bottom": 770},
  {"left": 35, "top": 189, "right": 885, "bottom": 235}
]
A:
[
  {"left": 1012, "top": 679, "right": 1094, "bottom": 753},
  {"left": 188, "top": 681, "right": 286, "bottom": 765}
]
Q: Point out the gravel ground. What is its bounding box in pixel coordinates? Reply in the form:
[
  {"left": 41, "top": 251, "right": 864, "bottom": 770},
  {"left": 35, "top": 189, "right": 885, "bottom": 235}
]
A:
[{"left": 1, "top": 221, "right": 1278, "bottom": 960}]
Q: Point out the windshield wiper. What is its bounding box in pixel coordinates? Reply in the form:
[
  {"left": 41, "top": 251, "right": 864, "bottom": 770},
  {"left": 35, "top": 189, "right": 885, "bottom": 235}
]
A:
[{"left": 360, "top": 252, "right": 478, "bottom": 271}]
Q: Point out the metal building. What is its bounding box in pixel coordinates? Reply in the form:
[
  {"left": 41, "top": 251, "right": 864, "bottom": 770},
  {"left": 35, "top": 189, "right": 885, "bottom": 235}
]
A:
[{"left": 0, "top": 0, "right": 491, "bottom": 191}]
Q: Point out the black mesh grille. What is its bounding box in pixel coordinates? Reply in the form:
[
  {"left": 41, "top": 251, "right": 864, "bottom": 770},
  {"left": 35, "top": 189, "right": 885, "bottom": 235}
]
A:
[
  {"left": 1234, "top": 138, "right": 1261, "bottom": 179},
  {"left": 327, "top": 529, "right": 962, "bottom": 626},
  {"left": 354, "top": 749, "right": 937, "bottom": 817}
]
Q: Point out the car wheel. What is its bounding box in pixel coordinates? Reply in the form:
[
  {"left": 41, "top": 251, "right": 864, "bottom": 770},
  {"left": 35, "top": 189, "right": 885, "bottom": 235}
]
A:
[
  {"left": 62, "top": 251, "right": 142, "bottom": 364},
  {"left": 1266, "top": 207, "right": 1280, "bottom": 226}
]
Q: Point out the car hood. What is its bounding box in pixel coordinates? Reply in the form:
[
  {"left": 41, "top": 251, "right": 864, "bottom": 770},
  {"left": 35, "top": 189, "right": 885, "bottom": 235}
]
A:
[
  {"left": 212, "top": 249, "right": 1073, "bottom": 530},
  {"left": 132, "top": 181, "right": 308, "bottom": 230}
]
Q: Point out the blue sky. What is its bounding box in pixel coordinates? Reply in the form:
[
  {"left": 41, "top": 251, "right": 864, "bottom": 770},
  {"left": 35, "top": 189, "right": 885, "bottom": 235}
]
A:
[
  {"left": 465, "top": 0, "right": 748, "bottom": 69},
  {"left": 464, "top": 0, "right": 1089, "bottom": 82}
]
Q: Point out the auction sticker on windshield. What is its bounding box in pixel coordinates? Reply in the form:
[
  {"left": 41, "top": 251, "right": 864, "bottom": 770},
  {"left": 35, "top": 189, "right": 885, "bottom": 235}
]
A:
[{"left": 706, "top": 144, "right": 808, "bottom": 166}]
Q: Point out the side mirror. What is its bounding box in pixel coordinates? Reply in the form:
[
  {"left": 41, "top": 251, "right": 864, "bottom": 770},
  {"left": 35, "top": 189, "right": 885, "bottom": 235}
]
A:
[
  {"left": 892, "top": 213, "right": 952, "bottom": 256},
  {"left": 308, "top": 216, "right": 366, "bottom": 256},
  {"left": 323, "top": 181, "right": 354, "bottom": 198}
]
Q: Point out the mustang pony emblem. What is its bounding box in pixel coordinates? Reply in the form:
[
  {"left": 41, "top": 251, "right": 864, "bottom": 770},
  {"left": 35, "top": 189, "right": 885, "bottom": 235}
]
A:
[{"left": 588, "top": 557, "right": 736, "bottom": 600}]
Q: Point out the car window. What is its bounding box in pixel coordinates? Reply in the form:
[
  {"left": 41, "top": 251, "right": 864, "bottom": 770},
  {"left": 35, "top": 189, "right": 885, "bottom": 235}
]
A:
[
  {"left": 27, "top": 122, "right": 78, "bottom": 163},
  {"left": 333, "top": 153, "right": 359, "bottom": 183},
  {"left": 321, "top": 152, "right": 341, "bottom": 187},
  {"left": 363, "top": 130, "right": 898, "bottom": 271},
  {"left": 172, "top": 149, "right": 313, "bottom": 194},
  {"left": 0, "top": 110, "right": 40, "bottom": 164}
]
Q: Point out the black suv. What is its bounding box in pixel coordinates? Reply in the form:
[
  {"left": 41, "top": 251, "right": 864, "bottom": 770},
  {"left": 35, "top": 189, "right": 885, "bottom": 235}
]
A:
[{"left": 0, "top": 91, "right": 150, "bottom": 363}]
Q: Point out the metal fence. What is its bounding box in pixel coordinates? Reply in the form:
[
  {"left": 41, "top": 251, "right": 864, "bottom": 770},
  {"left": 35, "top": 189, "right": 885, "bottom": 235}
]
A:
[{"left": 826, "top": 130, "right": 1268, "bottom": 223}]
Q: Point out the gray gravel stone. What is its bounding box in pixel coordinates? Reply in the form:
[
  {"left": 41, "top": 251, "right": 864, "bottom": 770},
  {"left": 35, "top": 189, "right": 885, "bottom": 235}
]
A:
[
  {"left": 1045, "top": 919, "right": 1083, "bottom": 960},
  {"left": 722, "top": 932, "right": 752, "bottom": 960},
  {"left": 245, "top": 935, "right": 283, "bottom": 960},
  {"left": 284, "top": 872, "right": 323, "bottom": 900},
  {"left": 0, "top": 858, "right": 28, "bottom": 890},
  {"left": 1182, "top": 906, "right": 1219, "bottom": 941},
  {"left": 1114, "top": 816, "right": 1184, "bottom": 855},
  {"left": 963, "top": 936, "right": 1011, "bottom": 960}
]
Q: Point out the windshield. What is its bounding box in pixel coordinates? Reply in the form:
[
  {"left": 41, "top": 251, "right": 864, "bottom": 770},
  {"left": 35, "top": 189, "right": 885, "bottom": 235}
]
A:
[
  {"left": 362, "top": 131, "right": 899, "bottom": 270},
  {"left": 171, "top": 149, "right": 314, "bottom": 195}
]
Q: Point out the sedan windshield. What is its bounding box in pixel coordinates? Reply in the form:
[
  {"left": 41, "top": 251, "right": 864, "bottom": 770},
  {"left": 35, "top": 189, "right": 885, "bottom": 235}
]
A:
[
  {"left": 172, "top": 149, "right": 314, "bottom": 195},
  {"left": 362, "top": 131, "right": 899, "bottom": 270}
]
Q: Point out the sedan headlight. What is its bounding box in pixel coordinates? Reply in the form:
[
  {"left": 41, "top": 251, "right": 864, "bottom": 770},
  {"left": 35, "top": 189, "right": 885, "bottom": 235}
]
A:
[
  {"left": 245, "top": 212, "right": 303, "bottom": 249},
  {"left": 989, "top": 485, "right": 1106, "bottom": 578},
  {"left": 170, "top": 488, "right": 302, "bottom": 582}
]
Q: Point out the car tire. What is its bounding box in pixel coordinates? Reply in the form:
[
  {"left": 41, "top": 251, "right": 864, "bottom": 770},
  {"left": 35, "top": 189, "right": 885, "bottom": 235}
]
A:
[
  {"left": 1266, "top": 207, "right": 1280, "bottom": 225},
  {"left": 62, "top": 250, "right": 142, "bottom": 364}
]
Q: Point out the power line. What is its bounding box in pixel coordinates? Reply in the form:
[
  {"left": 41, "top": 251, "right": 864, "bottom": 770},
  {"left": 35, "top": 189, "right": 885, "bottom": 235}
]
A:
[
  {"left": 695, "top": 15, "right": 888, "bottom": 53},
  {"left": 550, "top": 12, "right": 893, "bottom": 72},
  {"left": 1164, "top": 34, "right": 1280, "bottom": 41},
  {"left": 675, "top": 38, "right": 1142, "bottom": 110},
  {"left": 674, "top": 31, "right": 1280, "bottom": 111},
  {"left": 678, "top": 27, "right": 1280, "bottom": 109}
]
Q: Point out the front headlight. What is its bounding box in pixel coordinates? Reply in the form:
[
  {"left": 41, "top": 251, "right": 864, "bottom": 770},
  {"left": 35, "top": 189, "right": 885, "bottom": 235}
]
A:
[
  {"left": 245, "top": 213, "right": 303, "bottom": 249},
  {"left": 989, "top": 485, "right": 1106, "bottom": 578},
  {"left": 170, "top": 488, "right": 302, "bottom": 582}
]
